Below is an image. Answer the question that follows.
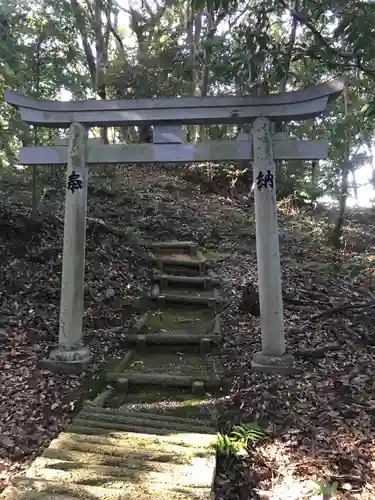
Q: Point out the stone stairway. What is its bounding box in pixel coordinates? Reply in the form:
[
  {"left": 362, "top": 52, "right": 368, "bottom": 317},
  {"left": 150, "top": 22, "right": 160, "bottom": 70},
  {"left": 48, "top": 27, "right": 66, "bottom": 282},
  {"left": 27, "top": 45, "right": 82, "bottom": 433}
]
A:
[{"left": 2, "top": 242, "right": 223, "bottom": 500}]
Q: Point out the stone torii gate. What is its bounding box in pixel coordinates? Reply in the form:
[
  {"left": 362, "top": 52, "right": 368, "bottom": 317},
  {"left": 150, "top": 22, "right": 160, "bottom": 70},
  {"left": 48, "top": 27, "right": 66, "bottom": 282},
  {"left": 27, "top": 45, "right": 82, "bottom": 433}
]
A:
[{"left": 6, "top": 79, "right": 344, "bottom": 373}]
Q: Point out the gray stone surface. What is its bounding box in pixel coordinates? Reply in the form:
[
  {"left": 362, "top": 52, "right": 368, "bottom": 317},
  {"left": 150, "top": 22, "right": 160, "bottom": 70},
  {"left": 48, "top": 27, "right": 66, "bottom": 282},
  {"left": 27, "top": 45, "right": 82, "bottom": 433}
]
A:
[
  {"left": 40, "top": 347, "right": 92, "bottom": 374},
  {"left": 6, "top": 78, "right": 345, "bottom": 126},
  {"left": 18, "top": 138, "right": 329, "bottom": 166},
  {"left": 251, "top": 352, "right": 297, "bottom": 374}
]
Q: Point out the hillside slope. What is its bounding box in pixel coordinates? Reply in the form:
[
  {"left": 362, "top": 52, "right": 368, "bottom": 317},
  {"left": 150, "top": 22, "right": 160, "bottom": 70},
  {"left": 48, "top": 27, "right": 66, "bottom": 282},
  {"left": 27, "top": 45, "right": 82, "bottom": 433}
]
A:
[{"left": 0, "top": 165, "right": 374, "bottom": 499}]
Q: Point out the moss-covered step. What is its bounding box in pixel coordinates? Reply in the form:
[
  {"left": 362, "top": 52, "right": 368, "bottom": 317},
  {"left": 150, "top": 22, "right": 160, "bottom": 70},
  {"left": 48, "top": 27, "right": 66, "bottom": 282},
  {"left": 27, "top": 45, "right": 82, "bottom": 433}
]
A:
[
  {"left": 59, "top": 427, "right": 216, "bottom": 449},
  {"left": 43, "top": 437, "right": 213, "bottom": 465},
  {"left": 5, "top": 418, "right": 216, "bottom": 499},
  {"left": 105, "top": 387, "right": 217, "bottom": 422},
  {"left": 143, "top": 240, "right": 198, "bottom": 257},
  {"left": 143, "top": 307, "right": 221, "bottom": 337},
  {"left": 150, "top": 282, "right": 222, "bottom": 307},
  {"left": 8, "top": 478, "right": 214, "bottom": 499},
  {"left": 75, "top": 406, "right": 216, "bottom": 434},
  {"left": 23, "top": 453, "right": 215, "bottom": 487},
  {"left": 122, "top": 308, "right": 221, "bottom": 349},
  {"left": 151, "top": 248, "right": 207, "bottom": 274},
  {"left": 86, "top": 403, "right": 215, "bottom": 426},
  {"left": 153, "top": 272, "right": 221, "bottom": 290},
  {"left": 155, "top": 265, "right": 207, "bottom": 277},
  {"left": 106, "top": 350, "right": 221, "bottom": 391}
]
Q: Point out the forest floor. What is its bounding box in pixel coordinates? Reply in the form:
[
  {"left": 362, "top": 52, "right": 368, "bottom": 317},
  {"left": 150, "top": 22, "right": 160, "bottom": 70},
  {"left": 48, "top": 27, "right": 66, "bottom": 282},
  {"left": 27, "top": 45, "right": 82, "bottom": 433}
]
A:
[{"left": 0, "top": 164, "right": 375, "bottom": 500}]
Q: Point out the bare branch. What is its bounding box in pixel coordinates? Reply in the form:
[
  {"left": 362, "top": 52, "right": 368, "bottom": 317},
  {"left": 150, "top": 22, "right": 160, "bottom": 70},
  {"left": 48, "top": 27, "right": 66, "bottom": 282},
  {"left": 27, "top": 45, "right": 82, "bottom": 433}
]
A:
[
  {"left": 279, "top": 0, "right": 299, "bottom": 92},
  {"left": 115, "top": 1, "right": 131, "bottom": 15},
  {"left": 103, "top": 0, "right": 125, "bottom": 53},
  {"left": 143, "top": 0, "right": 156, "bottom": 16},
  {"left": 83, "top": 0, "right": 94, "bottom": 20},
  {"left": 69, "top": 0, "right": 96, "bottom": 83}
]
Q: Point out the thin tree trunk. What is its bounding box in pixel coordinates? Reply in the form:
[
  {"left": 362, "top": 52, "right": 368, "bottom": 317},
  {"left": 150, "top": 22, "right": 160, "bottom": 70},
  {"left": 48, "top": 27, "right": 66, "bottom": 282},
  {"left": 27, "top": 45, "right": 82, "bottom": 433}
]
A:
[
  {"left": 364, "top": 139, "right": 375, "bottom": 190},
  {"left": 279, "top": 0, "right": 299, "bottom": 93},
  {"left": 268, "top": 0, "right": 300, "bottom": 192},
  {"left": 198, "top": 12, "right": 213, "bottom": 141},
  {"left": 186, "top": 4, "right": 201, "bottom": 142},
  {"left": 351, "top": 167, "right": 358, "bottom": 204},
  {"left": 331, "top": 153, "right": 351, "bottom": 247},
  {"left": 112, "top": 6, "right": 121, "bottom": 52},
  {"left": 31, "top": 36, "right": 43, "bottom": 218},
  {"left": 94, "top": 0, "right": 109, "bottom": 144}
]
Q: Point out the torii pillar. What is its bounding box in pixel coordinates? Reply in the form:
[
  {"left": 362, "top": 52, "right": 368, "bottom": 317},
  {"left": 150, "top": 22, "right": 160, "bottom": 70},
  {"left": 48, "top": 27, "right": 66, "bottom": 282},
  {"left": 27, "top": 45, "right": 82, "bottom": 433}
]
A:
[
  {"left": 42, "top": 123, "right": 92, "bottom": 373},
  {"left": 251, "top": 118, "right": 294, "bottom": 373}
]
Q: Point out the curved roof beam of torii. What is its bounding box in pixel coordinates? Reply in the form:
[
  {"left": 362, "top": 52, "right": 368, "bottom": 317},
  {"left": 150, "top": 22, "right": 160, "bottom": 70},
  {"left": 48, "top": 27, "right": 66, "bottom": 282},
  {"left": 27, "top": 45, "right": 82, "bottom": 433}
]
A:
[{"left": 5, "top": 78, "right": 346, "bottom": 128}]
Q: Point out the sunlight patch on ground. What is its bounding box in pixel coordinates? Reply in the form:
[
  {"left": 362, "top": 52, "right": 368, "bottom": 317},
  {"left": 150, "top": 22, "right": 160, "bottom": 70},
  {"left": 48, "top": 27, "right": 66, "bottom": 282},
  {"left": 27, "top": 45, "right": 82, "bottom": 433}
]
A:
[{"left": 254, "top": 442, "right": 321, "bottom": 499}]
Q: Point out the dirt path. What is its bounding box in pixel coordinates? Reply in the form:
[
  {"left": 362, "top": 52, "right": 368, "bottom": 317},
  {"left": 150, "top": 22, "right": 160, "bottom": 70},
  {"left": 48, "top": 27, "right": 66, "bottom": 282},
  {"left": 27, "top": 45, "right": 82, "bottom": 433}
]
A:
[{"left": 1, "top": 241, "right": 223, "bottom": 499}]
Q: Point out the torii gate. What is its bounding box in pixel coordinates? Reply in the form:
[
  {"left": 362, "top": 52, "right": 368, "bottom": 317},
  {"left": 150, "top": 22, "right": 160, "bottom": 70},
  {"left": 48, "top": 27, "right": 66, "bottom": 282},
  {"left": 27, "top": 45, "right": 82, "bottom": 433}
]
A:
[{"left": 5, "top": 79, "right": 345, "bottom": 373}]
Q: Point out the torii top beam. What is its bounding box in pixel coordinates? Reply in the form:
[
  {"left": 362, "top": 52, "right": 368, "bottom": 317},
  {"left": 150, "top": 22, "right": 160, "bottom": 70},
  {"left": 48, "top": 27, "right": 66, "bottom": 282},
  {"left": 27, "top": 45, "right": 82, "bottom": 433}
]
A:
[{"left": 5, "top": 78, "right": 345, "bottom": 128}]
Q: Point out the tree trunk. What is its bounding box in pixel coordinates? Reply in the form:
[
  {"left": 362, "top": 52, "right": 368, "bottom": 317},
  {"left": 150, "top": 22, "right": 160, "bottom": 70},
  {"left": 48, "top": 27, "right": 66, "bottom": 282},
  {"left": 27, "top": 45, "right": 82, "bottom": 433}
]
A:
[
  {"left": 275, "top": 0, "right": 300, "bottom": 165},
  {"left": 31, "top": 36, "right": 43, "bottom": 218},
  {"left": 198, "top": 12, "right": 214, "bottom": 141},
  {"left": 186, "top": 3, "right": 201, "bottom": 142},
  {"left": 364, "top": 139, "right": 375, "bottom": 190},
  {"left": 351, "top": 167, "right": 358, "bottom": 204},
  {"left": 279, "top": 0, "right": 299, "bottom": 94},
  {"left": 94, "top": 0, "right": 109, "bottom": 144},
  {"left": 331, "top": 160, "right": 350, "bottom": 248},
  {"left": 112, "top": 6, "right": 121, "bottom": 52}
]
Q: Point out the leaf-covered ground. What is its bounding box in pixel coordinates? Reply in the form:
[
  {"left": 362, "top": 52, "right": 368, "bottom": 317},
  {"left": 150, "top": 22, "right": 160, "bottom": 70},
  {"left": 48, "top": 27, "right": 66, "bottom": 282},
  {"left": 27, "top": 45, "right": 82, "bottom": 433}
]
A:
[{"left": 0, "top": 165, "right": 375, "bottom": 499}]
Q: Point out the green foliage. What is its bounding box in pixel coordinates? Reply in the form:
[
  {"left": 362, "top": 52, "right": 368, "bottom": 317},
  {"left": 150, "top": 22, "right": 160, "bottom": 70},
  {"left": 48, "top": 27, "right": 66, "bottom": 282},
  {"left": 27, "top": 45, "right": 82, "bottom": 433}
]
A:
[
  {"left": 1, "top": 0, "right": 375, "bottom": 209},
  {"left": 212, "top": 422, "right": 265, "bottom": 457},
  {"left": 212, "top": 433, "right": 247, "bottom": 456}
]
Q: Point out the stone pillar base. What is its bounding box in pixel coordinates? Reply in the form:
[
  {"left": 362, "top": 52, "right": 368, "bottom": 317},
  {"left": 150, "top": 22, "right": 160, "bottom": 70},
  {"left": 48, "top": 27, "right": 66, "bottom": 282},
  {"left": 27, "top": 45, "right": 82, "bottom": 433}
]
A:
[
  {"left": 40, "top": 347, "right": 92, "bottom": 374},
  {"left": 251, "top": 351, "right": 297, "bottom": 374}
]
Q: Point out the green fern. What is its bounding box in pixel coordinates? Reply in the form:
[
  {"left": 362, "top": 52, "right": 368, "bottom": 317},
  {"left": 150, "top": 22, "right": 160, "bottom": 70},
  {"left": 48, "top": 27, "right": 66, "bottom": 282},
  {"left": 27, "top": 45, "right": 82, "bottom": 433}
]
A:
[
  {"left": 211, "top": 433, "right": 246, "bottom": 456},
  {"left": 212, "top": 422, "right": 265, "bottom": 457},
  {"left": 231, "top": 423, "right": 265, "bottom": 442}
]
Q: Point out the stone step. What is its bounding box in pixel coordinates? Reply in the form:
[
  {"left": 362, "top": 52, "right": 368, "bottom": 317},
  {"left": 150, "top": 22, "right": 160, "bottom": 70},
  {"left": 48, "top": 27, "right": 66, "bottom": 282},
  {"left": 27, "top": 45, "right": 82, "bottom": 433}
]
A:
[
  {"left": 83, "top": 405, "right": 215, "bottom": 429},
  {"left": 107, "top": 350, "right": 221, "bottom": 391},
  {"left": 25, "top": 455, "right": 214, "bottom": 488},
  {"left": 65, "top": 425, "right": 216, "bottom": 447},
  {"left": 119, "top": 326, "right": 220, "bottom": 349},
  {"left": 107, "top": 387, "right": 217, "bottom": 422},
  {"left": 156, "top": 259, "right": 207, "bottom": 274},
  {"left": 43, "top": 445, "right": 211, "bottom": 468},
  {"left": 143, "top": 240, "right": 198, "bottom": 257},
  {"left": 152, "top": 272, "right": 220, "bottom": 289},
  {"left": 0, "top": 485, "right": 78, "bottom": 500},
  {"left": 133, "top": 308, "right": 221, "bottom": 347},
  {"left": 70, "top": 417, "right": 216, "bottom": 437},
  {"left": 150, "top": 283, "right": 222, "bottom": 307},
  {"left": 50, "top": 431, "right": 214, "bottom": 455},
  {"left": 105, "top": 373, "right": 221, "bottom": 391},
  {"left": 76, "top": 408, "right": 216, "bottom": 434},
  {"left": 155, "top": 265, "right": 206, "bottom": 277},
  {"left": 121, "top": 331, "right": 221, "bottom": 348},
  {"left": 151, "top": 249, "right": 207, "bottom": 274},
  {"left": 10, "top": 477, "right": 214, "bottom": 499}
]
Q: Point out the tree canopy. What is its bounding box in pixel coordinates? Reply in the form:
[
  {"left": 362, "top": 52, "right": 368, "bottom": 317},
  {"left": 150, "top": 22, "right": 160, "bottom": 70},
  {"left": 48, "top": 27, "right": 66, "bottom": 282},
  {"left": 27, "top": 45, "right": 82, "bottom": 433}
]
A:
[{"left": 1, "top": 0, "right": 375, "bottom": 220}]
